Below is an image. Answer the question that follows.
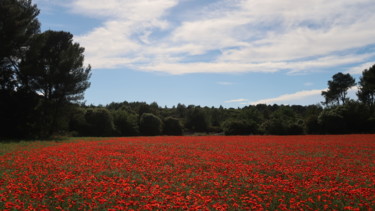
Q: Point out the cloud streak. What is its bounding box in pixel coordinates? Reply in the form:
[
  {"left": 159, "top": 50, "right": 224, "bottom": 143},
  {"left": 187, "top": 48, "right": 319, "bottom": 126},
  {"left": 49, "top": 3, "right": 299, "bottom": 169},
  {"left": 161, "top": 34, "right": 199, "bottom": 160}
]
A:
[
  {"left": 225, "top": 98, "right": 248, "bottom": 103},
  {"left": 248, "top": 89, "right": 326, "bottom": 105},
  {"left": 246, "top": 86, "right": 359, "bottom": 106},
  {"left": 346, "top": 62, "right": 375, "bottom": 75}
]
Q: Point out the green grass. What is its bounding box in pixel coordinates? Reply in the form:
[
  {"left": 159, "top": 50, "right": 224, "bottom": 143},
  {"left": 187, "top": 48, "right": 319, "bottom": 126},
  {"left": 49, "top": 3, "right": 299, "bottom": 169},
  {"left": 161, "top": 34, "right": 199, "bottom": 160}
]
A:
[
  {"left": 0, "top": 140, "right": 57, "bottom": 156},
  {"left": 0, "top": 137, "right": 113, "bottom": 156}
]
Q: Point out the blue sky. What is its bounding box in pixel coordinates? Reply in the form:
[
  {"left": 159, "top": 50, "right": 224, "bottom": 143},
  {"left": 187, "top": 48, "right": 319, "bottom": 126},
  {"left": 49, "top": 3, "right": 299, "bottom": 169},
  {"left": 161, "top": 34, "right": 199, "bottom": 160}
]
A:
[{"left": 34, "top": 0, "right": 375, "bottom": 107}]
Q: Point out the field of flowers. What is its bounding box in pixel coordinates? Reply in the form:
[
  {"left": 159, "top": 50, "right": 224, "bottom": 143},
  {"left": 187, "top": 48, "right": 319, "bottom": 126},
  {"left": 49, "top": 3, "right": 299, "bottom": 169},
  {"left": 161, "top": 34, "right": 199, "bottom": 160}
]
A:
[{"left": 0, "top": 135, "right": 374, "bottom": 210}]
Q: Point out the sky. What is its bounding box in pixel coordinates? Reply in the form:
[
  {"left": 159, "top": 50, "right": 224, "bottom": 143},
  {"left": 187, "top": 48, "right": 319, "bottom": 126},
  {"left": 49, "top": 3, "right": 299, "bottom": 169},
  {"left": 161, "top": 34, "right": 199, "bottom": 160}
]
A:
[{"left": 33, "top": 0, "right": 375, "bottom": 108}]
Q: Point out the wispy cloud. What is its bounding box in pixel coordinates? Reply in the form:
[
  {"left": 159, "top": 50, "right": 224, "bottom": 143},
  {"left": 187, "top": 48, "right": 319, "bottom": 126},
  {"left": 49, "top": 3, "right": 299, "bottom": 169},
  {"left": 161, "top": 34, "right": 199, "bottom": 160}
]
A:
[
  {"left": 225, "top": 98, "right": 248, "bottom": 103},
  {"left": 246, "top": 86, "right": 359, "bottom": 105},
  {"left": 248, "top": 89, "right": 326, "bottom": 105},
  {"left": 64, "top": 0, "right": 375, "bottom": 74},
  {"left": 346, "top": 62, "right": 375, "bottom": 75}
]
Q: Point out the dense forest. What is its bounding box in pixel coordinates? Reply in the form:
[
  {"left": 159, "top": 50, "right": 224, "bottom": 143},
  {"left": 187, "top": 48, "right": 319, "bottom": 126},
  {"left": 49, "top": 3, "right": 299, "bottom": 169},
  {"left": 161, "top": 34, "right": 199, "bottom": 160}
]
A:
[
  {"left": 68, "top": 93, "right": 375, "bottom": 137},
  {"left": 2, "top": 89, "right": 375, "bottom": 138},
  {"left": 1, "top": 0, "right": 375, "bottom": 139}
]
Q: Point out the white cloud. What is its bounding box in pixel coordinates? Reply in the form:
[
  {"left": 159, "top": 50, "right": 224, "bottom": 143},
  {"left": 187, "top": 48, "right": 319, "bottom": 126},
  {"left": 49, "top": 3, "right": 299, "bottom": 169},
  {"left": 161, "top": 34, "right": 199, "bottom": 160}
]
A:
[
  {"left": 248, "top": 89, "right": 326, "bottom": 105},
  {"left": 246, "top": 86, "right": 360, "bottom": 105},
  {"left": 70, "top": 0, "right": 178, "bottom": 21},
  {"left": 71, "top": 0, "right": 178, "bottom": 67},
  {"left": 139, "top": 62, "right": 281, "bottom": 74},
  {"left": 65, "top": 0, "right": 375, "bottom": 74},
  {"left": 225, "top": 98, "right": 248, "bottom": 103},
  {"left": 137, "top": 53, "right": 374, "bottom": 75},
  {"left": 346, "top": 62, "right": 375, "bottom": 75}
]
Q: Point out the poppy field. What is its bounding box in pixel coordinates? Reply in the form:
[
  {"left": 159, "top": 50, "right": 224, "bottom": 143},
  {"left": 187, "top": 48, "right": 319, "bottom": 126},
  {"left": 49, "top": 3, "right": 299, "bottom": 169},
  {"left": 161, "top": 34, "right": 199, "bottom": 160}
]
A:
[{"left": 0, "top": 135, "right": 374, "bottom": 210}]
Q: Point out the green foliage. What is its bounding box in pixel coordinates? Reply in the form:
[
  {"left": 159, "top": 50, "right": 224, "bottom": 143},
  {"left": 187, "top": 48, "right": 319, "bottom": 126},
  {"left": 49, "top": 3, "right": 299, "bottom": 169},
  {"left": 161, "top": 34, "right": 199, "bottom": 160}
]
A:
[
  {"left": 163, "top": 117, "right": 183, "bottom": 135},
  {"left": 260, "top": 106, "right": 304, "bottom": 135},
  {"left": 0, "top": 0, "right": 40, "bottom": 90},
  {"left": 304, "top": 115, "right": 320, "bottom": 134},
  {"left": 222, "top": 119, "right": 255, "bottom": 135},
  {"left": 69, "top": 107, "right": 88, "bottom": 136},
  {"left": 185, "top": 106, "right": 209, "bottom": 133},
  {"left": 85, "top": 108, "right": 115, "bottom": 137},
  {"left": 322, "top": 72, "right": 356, "bottom": 106},
  {"left": 16, "top": 30, "right": 91, "bottom": 137},
  {"left": 357, "top": 64, "right": 375, "bottom": 108},
  {"left": 318, "top": 106, "right": 346, "bottom": 134},
  {"left": 342, "top": 101, "right": 374, "bottom": 133},
  {"left": 112, "top": 110, "right": 139, "bottom": 136},
  {"left": 19, "top": 30, "right": 91, "bottom": 102},
  {"left": 318, "top": 101, "right": 375, "bottom": 134},
  {"left": 176, "top": 103, "right": 187, "bottom": 118},
  {"left": 0, "top": 2, "right": 91, "bottom": 139},
  {"left": 140, "top": 113, "right": 163, "bottom": 136}
]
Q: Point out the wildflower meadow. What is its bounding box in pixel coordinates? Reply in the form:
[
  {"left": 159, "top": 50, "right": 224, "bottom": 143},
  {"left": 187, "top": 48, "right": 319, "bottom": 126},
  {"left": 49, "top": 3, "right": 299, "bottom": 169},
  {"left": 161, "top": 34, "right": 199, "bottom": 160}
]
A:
[{"left": 1, "top": 135, "right": 374, "bottom": 210}]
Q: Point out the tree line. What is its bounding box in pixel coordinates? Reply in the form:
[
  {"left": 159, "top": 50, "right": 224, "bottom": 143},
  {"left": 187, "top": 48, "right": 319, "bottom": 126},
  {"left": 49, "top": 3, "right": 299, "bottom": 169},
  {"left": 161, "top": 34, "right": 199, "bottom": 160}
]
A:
[
  {"left": 67, "top": 77, "right": 375, "bottom": 137},
  {"left": 1, "top": 0, "right": 375, "bottom": 139}
]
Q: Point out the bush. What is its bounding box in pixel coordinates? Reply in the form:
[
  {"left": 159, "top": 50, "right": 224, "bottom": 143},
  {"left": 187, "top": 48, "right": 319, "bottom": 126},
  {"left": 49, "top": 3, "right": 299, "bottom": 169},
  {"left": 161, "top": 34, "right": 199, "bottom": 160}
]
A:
[
  {"left": 69, "top": 107, "right": 88, "bottom": 136},
  {"left": 163, "top": 117, "right": 183, "bottom": 135},
  {"left": 318, "top": 107, "right": 346, "bottom": 134},
  {"left": 222, "top": 119, "right": 254, "bottom": 135},
  {"left": 112, "top": 110, "right": 139, "bottom": 136},
  {"left": 85, "top": 108, "right": 115, "bottom": 136},
  {"left": 140, "top": 113, "right": 163, "bottom": 136}
]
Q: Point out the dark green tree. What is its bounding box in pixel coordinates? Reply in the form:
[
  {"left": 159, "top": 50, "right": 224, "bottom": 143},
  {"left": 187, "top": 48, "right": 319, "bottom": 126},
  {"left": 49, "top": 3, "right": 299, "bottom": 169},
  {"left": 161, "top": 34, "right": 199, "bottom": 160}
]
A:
[
  {"left": 0, "top": 0, "right": 40, "bottom": 90},
  {"left": 318, "top": 106, "right": 346, "bottom": 134},
  {"left": 222, "top": 119, "right": 255, "bottom": 135},
  {"left": 85, "top": 108, "right": 115, "bottom": 136},
  {"left": 112, "top": 110, "right": 139, "bottom": 136},
  {"left": 341, "top": 101, "right": 374, "bottom": 133},
  {"left": 163, "top": 117, "right": 183, "bottom": 135},
  {"left": 19, "top": 30, "right": 91, "bottom": 136},
  {"left": 185, "top": 106, "right": 209, "bottom": 133},
  {"left": 140, "top": 113, "right": 163, "bottom": 136},
  {"left": 303, "top": 105, "right": 323, "bottom": 134},
  {"left": 69, "top": 106, "right": 88, "bottom": 136},
  {"left": 0, "top": 0, "right": 41, "bottom": 138},
  {"left": 357, "top": 64, "right": 375, "bottom": 108},
  {"left": 260, "top": 106, "right": 304, "bottom": 135},
  {"left": 176, "top": 103, "right": 187, "bottom": 118},
  {"left": 20, "top": 30, "right": 91, "bottom": 101},
  {"left": 322, "top": 72, "right": 355, "bottom": 106}
]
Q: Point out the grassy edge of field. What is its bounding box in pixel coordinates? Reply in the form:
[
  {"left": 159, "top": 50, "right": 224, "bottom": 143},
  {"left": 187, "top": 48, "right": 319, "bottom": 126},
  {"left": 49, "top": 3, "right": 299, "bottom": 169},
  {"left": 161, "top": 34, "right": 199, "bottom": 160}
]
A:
[{"left": 0, "top": 137, "right": 109, "bottom": 156}]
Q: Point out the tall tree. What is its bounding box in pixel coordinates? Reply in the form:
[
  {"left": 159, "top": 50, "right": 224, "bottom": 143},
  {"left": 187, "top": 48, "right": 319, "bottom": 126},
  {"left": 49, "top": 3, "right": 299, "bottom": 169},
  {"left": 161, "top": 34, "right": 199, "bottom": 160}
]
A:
[
  {"left": 19, "top": 30, "right": 91, "bottom": 136},
  {"left": 322, "top": 72, "right": 355, "bottom": 106},
  {"left": 0, "top": 0, "right": 41, "bottom": 138},
  {"left": 20, "top": 30, "right": 91, "bottom": 101},
  {"left": 0, "top": 0, "right": 40, "bottom": 90},
  {"left": 357, "top": 64, "right": 375, "bottom": 108}
]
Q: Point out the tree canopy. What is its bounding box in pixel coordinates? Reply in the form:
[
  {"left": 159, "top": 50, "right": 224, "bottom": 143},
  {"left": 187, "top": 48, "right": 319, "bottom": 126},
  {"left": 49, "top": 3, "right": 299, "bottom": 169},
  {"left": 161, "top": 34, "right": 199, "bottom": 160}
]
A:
[
  {"left": 322, "top": 72, "right": 356, "bottom": 106},
  {"left": 19, "top": 30, "right": 91, "bottom": 102},
  {"left": 357, "top": 64, "right": 375, "bottom": 108},
  {"left": 0, "top": 0, "right": 40, "bottom": 90}
]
